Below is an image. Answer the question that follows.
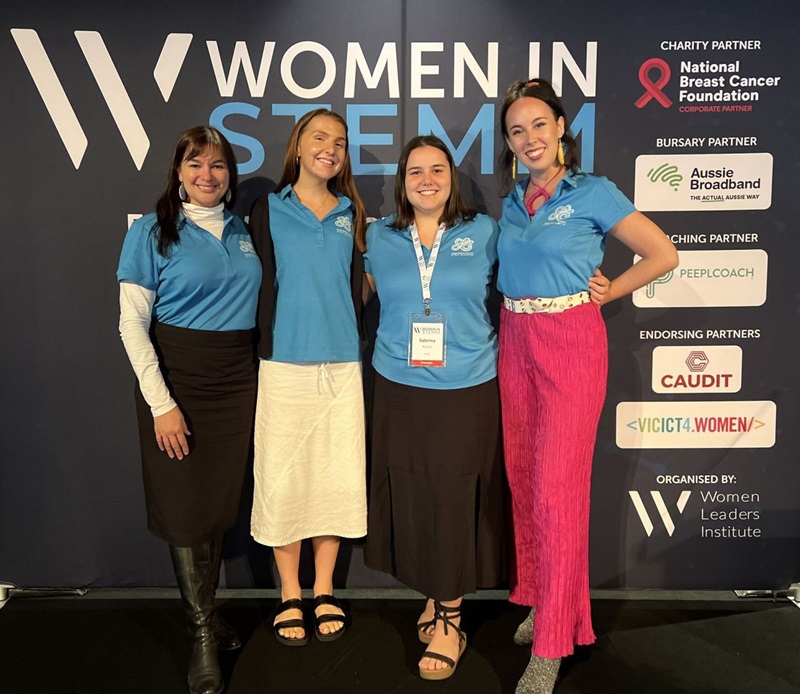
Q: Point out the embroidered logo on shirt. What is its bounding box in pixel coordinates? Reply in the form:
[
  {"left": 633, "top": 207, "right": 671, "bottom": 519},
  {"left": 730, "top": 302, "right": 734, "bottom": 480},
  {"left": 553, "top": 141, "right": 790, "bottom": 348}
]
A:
[
  {"left": 239, "top": 240, "right": 258, "bottom": 258},
  {"left": 335, "top": 216, "right": 353, "bottom": 237},
  {"left": 451, "top": 237, "right": 474, "bottom": 256},
  {"left": 544, "top": 204, "right": 575, "bottom": 226}
]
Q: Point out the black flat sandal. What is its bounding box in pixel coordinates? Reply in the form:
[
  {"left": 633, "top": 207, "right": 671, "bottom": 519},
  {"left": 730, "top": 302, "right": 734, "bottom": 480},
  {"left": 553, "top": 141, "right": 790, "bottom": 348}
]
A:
[
  {"left": 313, "top": 594, "right": 348, "bottom": 642},
  {"left": 272, "top": 598, "right": 308, "bottom": 647}
]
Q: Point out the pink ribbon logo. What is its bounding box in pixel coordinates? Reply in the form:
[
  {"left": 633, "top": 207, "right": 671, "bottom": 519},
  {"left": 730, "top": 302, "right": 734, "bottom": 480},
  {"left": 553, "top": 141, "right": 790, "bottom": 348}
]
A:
[{"left": 635, "top": 58, "right": 673, "bottom": 109}]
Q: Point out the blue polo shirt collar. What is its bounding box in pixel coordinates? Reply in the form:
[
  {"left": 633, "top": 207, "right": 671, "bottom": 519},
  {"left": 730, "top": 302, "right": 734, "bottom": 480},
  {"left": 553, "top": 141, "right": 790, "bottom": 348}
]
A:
[
  {"left": 278, "top": 184, "right": 352, "bottom": 208},
  {"left": 514, "top": 168, "right": 582, "bottom": 200},
  {"left": 384, "top": 214, "right": 459, "bottom": 244}
]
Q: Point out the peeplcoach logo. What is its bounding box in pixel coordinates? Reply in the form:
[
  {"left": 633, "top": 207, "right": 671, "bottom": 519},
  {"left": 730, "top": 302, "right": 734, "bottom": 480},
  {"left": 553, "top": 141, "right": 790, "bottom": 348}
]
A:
[
  {"left": 643, "top": 270, "right": 673, "bottom": 299},
  {"left": 11, "top": 29, "right": 193, "bottom": 169},
  {"left": 629, "top": 491, "right": 691, "bottom": 537},
  {"left": 633, "top": 249, "right": 768, "bottom": 308}
]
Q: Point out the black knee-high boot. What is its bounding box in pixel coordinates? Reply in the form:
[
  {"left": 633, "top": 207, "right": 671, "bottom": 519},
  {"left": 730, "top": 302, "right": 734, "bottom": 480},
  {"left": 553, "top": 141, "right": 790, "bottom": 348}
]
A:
[
  {"left": 170, "top": 544, "right": 224, "bottom": 694},
  {"left": 208, "top": 537, "right": 241, "bottom": 651}
]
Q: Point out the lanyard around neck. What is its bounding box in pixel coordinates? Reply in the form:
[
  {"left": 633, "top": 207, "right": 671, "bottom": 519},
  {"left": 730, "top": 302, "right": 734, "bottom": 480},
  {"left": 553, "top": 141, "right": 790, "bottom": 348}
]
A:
[{"left": 410, "top": 222, "right": 446, "bottom": 316}]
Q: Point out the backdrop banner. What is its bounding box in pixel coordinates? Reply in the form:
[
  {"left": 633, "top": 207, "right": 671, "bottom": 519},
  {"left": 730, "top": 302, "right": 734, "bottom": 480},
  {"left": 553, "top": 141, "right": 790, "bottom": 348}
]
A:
[{"left": 2, "top": 0, "right": 798, "bottom": 589}]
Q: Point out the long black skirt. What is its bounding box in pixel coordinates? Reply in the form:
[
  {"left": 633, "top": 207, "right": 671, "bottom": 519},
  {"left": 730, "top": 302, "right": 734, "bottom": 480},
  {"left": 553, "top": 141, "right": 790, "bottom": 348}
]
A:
[
  {"left": 134, "top": 322, "right": 256, "bottom": 547},
  {"left": 364, "top": 372, "right": 507, "bottom": 600}
]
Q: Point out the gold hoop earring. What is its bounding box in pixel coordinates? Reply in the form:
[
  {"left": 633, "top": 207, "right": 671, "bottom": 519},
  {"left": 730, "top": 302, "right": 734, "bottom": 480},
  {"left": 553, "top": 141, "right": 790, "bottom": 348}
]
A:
[
  {"left": 511, "top": 155, "right": 517, "bottom": 180},
  {"left": 557, "top": 140, "right": 565, "bottom": 166}
]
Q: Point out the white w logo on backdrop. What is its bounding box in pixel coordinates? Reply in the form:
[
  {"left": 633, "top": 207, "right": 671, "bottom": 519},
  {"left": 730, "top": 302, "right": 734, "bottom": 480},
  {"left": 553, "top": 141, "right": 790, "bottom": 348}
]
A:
[
  {"left": 628, "top": 490, "right": 691, "bottom": 537},
  {"left": 11, "top": 29, "right": 193, "bottom": 169}
]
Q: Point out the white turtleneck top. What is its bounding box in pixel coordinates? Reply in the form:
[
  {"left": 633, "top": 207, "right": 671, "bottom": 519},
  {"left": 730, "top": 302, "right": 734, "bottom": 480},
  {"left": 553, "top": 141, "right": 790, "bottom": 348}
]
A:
[{"left": 118, "top": 203, "right": 226, "bottom": 416}]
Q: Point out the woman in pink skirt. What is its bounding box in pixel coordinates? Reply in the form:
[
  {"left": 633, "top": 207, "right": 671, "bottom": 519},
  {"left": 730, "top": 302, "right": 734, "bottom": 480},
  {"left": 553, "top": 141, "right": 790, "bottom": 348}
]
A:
[{"left": 496, "top": 78, "right": 678, "bottom": 694}]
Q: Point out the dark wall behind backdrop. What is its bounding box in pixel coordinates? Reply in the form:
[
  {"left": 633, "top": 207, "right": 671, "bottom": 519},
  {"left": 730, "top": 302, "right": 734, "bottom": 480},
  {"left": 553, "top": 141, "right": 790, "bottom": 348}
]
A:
[{"left": 1, "top": 0, "right": 798, "bottom": 589}]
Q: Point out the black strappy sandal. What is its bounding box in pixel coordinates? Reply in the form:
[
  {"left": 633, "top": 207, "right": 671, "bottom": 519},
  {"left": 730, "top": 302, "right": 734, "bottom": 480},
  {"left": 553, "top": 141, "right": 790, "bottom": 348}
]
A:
[
  {"left": 419, "top": 601, "right": 467, "bottom": 681},
  {"left": 272, "top": 598, "right": 308, "bottom": 647},
  {"left": 313, "top": 594, "right": 348, "bottom": 642},
  {"left": 417, "top": 598, "right": 436, "bottom": 644},
  {"left": 417, "top": 615, "right": 436, "bottom": 644}
]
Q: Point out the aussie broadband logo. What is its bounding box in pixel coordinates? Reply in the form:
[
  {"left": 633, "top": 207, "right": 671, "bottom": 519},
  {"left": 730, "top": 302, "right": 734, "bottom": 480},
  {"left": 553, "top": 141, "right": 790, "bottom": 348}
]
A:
[
  {"left": 633, "top": 249, "right": 767, "bottom": 308},
  {"left": 634, "top": 153, "right": 772, "bottom": 211},
  {"left": 652, "top": 345, "right": 742, "bottom": 394},
  {"left": 646, "top": 162, "right": 683, "bottom": 190},
  {"left": 616, "top": 401, "right": 776, "bottom": 449}
]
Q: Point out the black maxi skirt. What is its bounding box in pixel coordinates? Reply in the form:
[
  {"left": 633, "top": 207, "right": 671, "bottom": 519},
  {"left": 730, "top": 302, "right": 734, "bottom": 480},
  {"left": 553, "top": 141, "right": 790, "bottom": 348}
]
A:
[
  {"left": 364, "top": 372, "right": 507, "bottom": 600},
  {"left": 134, "top": 322, "right": 257, "bottom": 547}
]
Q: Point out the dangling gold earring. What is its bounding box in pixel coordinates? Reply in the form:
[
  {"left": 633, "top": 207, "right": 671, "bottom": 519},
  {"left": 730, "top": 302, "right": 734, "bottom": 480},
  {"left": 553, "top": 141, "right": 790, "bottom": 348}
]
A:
[
  {"left": 557, "top": 140, "right": 565, "bottom": 167},
  {"left": 511, "top": 154, "right": 518, "bottom": 180}
]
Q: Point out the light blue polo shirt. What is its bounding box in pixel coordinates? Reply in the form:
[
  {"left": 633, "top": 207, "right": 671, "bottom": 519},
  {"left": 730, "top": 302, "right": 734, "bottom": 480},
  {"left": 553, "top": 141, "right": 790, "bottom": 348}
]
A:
[
  {"left": 364, "top": 213, "right": 498, "bottom": 390},
  {"left": 497, "top": 171, "right": 636, "bottom": 298},
  {"left": 117, "top": 211, "right": 261, "bottom": 330},
  {"left": 269, "top": 186, "right": 360, "bottom": 363}
]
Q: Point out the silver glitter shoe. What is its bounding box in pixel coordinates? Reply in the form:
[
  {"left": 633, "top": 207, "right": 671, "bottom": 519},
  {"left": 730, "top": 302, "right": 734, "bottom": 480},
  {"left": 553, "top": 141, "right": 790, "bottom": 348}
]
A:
[
  {"left": 515, "top": 655, "right": 560, "bottom": 694},
  {"left": 513, "top": 607, "right": 536, "bottom": 645}
]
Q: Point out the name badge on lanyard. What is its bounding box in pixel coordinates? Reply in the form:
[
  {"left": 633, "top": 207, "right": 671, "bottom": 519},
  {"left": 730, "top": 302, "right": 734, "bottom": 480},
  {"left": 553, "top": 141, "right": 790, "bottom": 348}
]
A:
[
  {"left": 408, "top": 222, "right": 447, "bottom": 368},
  {"left": 409, "top": 312, "right": 446, "bottom": 367}
]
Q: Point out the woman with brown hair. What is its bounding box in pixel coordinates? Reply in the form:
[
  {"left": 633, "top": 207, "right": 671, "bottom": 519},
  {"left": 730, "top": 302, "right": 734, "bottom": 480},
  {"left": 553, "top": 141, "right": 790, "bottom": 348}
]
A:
[
  {"left": 497, "top": 79, "right": 678, "bottom": 694},
  {"left": 364, "top": 135, "right": 506, "bottom": 681},
  {"left": 248, "top": 109, "right": 368, "bottom": 646},
  {"left": 118, "top": 126, "right": 260, "bottom": 694}
]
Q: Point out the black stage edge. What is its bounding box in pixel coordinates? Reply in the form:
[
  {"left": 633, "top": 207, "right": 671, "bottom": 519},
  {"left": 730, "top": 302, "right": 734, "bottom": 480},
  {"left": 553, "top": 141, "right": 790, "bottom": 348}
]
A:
[{"left": 1, "top": 590, "right": 798, "bottom": 693}]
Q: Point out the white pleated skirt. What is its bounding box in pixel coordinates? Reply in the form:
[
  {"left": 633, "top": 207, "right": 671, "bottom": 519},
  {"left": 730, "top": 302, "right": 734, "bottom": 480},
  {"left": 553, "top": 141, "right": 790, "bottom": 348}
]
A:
[{"left": 250, "top": 360, "right": 367, "bottom": 547}]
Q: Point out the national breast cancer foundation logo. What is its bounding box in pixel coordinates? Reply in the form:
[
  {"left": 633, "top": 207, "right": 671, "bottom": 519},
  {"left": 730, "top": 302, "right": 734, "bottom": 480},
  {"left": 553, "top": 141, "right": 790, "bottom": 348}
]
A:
[
  {"left": 451, "top": 237, "right": 474, "bottom": 256},
  {"left": 544, "top": 204, "right": 574, "bottom": 226},
  {"left": 635, "top": 58, "right": 673, "bottom": 109},
  {"left": 335, "top": 216, "right": 353, "bottom": 237}
]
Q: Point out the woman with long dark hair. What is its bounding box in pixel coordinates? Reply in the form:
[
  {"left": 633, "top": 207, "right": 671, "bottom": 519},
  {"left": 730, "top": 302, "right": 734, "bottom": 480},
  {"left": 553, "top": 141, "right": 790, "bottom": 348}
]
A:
[
  {"left": 496, "top": 79, "right": 678, "bottom": 694},
  {"left": 363, "top": 135, "right": 506, "bottom": 681},
  {"left": 248, "top": 109, "right": 368, "bottom": 646},
  {"left": 117, "top": 126, "right": 261, "bottom": 694}
]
